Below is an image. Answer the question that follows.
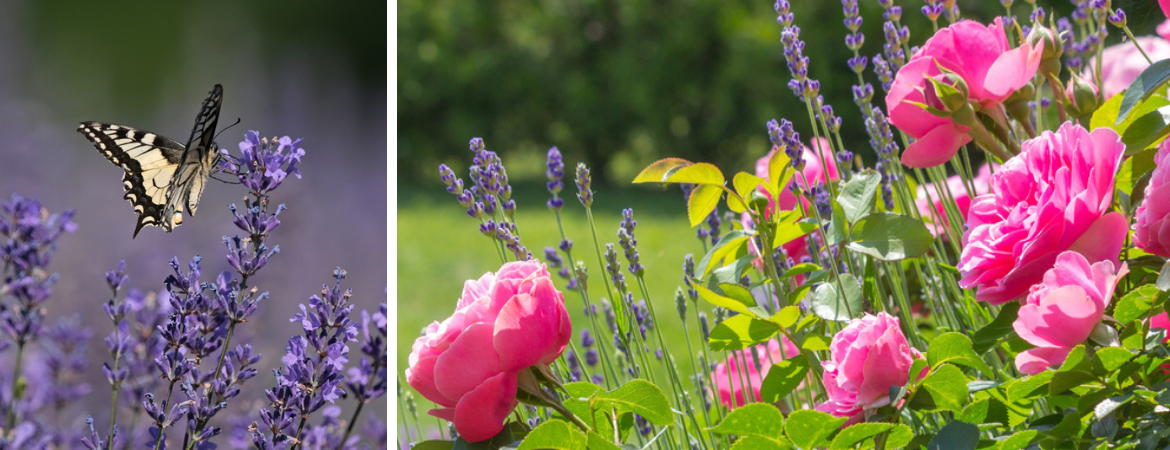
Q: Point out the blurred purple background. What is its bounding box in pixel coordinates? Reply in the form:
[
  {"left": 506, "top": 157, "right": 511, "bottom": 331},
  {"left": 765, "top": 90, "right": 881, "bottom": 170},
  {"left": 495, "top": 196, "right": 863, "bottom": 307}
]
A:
[{"left": 0, "top": 0, "right": 387, "bottom": 444}]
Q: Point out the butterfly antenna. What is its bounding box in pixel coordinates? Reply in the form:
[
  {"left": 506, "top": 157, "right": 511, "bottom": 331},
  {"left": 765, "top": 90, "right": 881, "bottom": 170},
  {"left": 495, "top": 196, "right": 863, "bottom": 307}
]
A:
[
  {"left": 210, "top": 173, "right": 242, "bottom": 185},
  {"left": 214, "top": 117, "right": 243, "bottom": 142}
]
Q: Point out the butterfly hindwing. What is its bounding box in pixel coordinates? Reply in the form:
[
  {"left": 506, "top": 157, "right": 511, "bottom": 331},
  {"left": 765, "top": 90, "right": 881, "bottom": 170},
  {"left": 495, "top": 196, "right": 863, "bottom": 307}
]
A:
[
  {"left": 77, "top": 122, "right": 185, "bottom": 236},
  {"left": 77, "top": 84, "right": 224, "bottom": 238}
]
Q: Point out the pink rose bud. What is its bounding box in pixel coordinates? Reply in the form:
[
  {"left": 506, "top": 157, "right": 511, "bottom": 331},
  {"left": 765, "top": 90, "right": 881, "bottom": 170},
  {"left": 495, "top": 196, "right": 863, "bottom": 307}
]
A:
[
  {"left": 887, "top": 18, "right": 1044, "bottom": 168},
  {"left": 816, "top": 312, "right": 926, "bottom": 425},
  {"left": 1066, "top": 73, "right": 1099, "bottom": 117},
  {"left": 710, "top": 337, "right": 800, "bottom": 408},
  {"left": 1162, "top": 1, "right": 1170, "bottom": 22},
  {"left": 405, "top": 260, "right": 572, "bottom": 442},
  {"left": 1013, "top": 251, "right": 1127, "bottom": 375},
  {"left": 959, "top": 123, "right": 1128, "bottom": 305},
  {"left": 1134, "top": 139, "right": 1170, "bottom": 258}
]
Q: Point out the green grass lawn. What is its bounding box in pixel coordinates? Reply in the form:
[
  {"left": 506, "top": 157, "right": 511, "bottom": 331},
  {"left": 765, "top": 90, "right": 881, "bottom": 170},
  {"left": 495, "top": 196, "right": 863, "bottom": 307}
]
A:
[{"left": 397, "top": 180, "right": 725, "bottom": 438}]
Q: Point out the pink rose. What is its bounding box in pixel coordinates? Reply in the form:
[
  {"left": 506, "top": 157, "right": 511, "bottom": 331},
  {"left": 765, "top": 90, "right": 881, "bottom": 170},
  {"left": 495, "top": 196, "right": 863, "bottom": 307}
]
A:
[
  {"left": 1164, "top": 2, "right": 1170, "bottom": 22},
  {"left": 1134, "top": 139, "right": 1170, "bottom": 258},
  {"left": 405, "top": 260, "right": 572, "bottom": 441},
  {"left": 816, "top": 312, "right": 925, "bottom": 425},
  {"left": 915, "top": 164, "right": 992, "bottom": 237},
  {"left": 1013, "top": 251, "right": 1127, "bottom": 375},
  {"left": 742, "top": 137, "right": 839, "bottom": 266},
  {"left": 710, "top": 337, "right": 799, "bottom": 408},
  {"left": 888, "top": 18, "right": 1043, "bottom": 168},
  {"left": 1096, "top": 34, "right": 1170, "bottom": 99},
  {"left": 958, "top": 123, "right": 1128, "bottom": 305}
]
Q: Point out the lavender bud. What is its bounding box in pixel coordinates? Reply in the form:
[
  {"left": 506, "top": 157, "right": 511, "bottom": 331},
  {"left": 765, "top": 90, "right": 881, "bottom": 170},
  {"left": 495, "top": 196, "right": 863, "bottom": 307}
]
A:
[{"left": 575, "top": 163, "right": 593, "bottom": 207}]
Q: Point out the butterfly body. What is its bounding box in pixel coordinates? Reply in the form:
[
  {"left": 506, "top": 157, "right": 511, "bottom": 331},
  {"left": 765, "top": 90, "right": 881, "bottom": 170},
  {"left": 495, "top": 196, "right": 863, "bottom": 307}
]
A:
[{"left": 78, "top": 84, "right": 223, "bottom": 237}]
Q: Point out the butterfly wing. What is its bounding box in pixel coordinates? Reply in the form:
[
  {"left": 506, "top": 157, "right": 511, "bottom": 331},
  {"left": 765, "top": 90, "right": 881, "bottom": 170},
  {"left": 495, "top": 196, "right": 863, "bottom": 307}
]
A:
[
  {"left": 165, "top": 84, "right": 223, "bottom": 221},
  {"left": 76, "top": 122, "right": 186, "bottom": 237}
]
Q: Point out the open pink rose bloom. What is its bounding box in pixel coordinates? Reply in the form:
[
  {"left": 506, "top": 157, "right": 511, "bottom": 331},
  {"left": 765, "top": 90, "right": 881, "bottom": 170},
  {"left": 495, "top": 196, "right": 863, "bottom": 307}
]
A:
[
  {"left": 405, "top": 260, "right": 571, "bottom": 442},
  {"left": 816, "top": 312, "right": 925, "bottom": 425},
  {"left": 1013, "top": 251, "right": 1127, "bottom": 375},
  {"left": 1134, "top": 139, "right": 1170, "bottom": 258},
  {"left": 959, "top": 123, "right": 1127, "bottom": 305},
  {"left": 887, "top": 18, "right": 1043, "bottom": 168},
  {"left": 710, "top": 337, "right": 799, "bottom": 409}
]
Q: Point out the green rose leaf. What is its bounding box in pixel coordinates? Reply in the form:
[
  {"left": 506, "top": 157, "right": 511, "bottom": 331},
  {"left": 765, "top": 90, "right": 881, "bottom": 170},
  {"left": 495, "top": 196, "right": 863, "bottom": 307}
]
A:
[
  {"left": 688, "top": 184, "right": 723, "bottom": 227},
  {"left": 773, "top": 210, "right": 819, "bottom": 248},
  {"left": 1096, "top": 347, "right": 1135, "bottom": 372},
  {"left": 693, "top": 283, "right": 756, "bottom": 318},
  {"left": 1115, "top": 284, "right": 1161, "bottom": 325},
  {"left": 708, "top": 403, "right": 787, "bottom": 444},
  {"left": 926, "top": 421, "right": 979, "bottom": 450},
  {"left": 585, "top": 433, "right": 623, "bottom": 450},
  {"left": 758, "top": 355, "right": 809, "bottom": 403},
  {"left": 972, "top": 302, "right": 1021, "bottom": 354},
  {"left": 708, "top": 314, "right": 781, "bottom": 351},
  {"left": 836, "top": 169, "right": 882, "bottom": 224},
  {"left": 695, "top": 230, "right": 751, "bottom": 279},
  {"left": 809, "top": 274, "right": 863, "bottom": 322},
  {"left": 910, "top": 364, "right": 969, "bottom": 413},
  {"left": 593, "top": 380, "right": 673, "bottom": 426},
  {"left": 632, "top": 158, "right": 693, "bottom": 183},
  {"left": 1117, "top": 59, "right": 1170, "bottom": 125},
  {"left": 516, "top": 420, "right": 587, "bottom": 450},
  {"left": 927, "top": 332, "right": 993, "bottom": 378},
  {"left": 785, "top": 410, "right": 847, "bottom": 450},
  {"left": 729, "top": 437, "right": 788, "bottom": 450},
  {"left": 994, "top": 430, "right": 1037, "bottom": 450},
  {"left": 412, "top": 442, "right": 455, "bottom": 450},
  {"left": 828, "top": 423, "right": 895, "bottom": 450},
  {"left": 1007, "top": 371, "right": 1054, "bottom": 403},
  {"left": 734, "top": 172, "right": 767, "bottom": 199},
  {"left": 846, "top": 213, "right": 933, "bottom": 261},
  {"left": 1121, "top": 105, "right": 1170, "bottom": 155},
  {"left": 770, "top": 305, "right": 802, "bottom": 329}
]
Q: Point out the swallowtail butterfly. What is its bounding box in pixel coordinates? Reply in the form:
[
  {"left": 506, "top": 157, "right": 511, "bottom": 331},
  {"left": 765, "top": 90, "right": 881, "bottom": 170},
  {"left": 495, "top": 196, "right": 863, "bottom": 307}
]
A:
[{"left": 78, "top": 84, "right": 223, "bottom": 237}]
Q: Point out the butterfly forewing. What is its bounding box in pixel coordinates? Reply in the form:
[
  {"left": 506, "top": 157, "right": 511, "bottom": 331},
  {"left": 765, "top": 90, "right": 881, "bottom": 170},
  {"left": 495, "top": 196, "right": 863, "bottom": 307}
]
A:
[
  {"left": 77, "top": 122, "right": 186, "bottom": 236},
  {"left": 165, "top": 84, "right": 222, "bottom": 221},
  {"left": 77, "top": 84, "right": 224, "bottom": 238}
]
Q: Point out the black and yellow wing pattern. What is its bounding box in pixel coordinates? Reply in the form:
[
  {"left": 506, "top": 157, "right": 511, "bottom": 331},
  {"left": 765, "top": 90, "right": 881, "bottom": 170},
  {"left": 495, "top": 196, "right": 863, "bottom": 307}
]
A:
[{"left": 78, "top": 84, "right": 223, "bottom": 238}]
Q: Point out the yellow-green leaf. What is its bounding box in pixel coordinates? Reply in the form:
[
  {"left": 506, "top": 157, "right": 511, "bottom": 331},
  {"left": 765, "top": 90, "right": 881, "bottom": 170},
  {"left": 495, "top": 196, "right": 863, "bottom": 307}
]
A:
[
  {"left": 667, "top": 162, "right": 725, "bottom": 185},
  {"left": 633, "top": 158, "right": 693, "bottom": 183},
  {"left": 734, "top": 172, "right": 767, "bottom": 198},
  {"left": 688, "top": 184, "right": 722, "bottom": 227}
]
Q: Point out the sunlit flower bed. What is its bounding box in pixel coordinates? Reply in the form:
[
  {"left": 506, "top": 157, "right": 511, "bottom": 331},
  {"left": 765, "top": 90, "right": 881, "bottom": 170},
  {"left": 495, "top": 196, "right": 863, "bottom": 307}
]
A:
[{"left": 402, "top": 0, "right": 1170, "bottom": 448}]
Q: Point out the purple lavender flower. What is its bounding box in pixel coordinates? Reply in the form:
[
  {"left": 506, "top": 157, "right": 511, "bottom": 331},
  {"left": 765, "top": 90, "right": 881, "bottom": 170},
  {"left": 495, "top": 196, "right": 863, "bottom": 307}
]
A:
[
  {"left": 218, "top": 131, "right": 305, "bottom": 198},
  {"left": 547, "top": 147, "right": 565, "bottom": 211},
  {"left": 81, "top": 416, "right": 117, "bottom": 450},
  {"left": 575, "top": 163, "right": 593, "bottom": 207},
  {"left": 617, "top": 209, "right": 644, "bottom": 277},
  {"left": 252, "top": 268, "right": 359, "bottom": 446}
]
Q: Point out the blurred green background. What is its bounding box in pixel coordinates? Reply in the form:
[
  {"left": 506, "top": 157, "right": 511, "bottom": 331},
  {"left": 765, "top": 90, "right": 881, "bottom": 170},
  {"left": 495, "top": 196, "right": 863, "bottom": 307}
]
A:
[
  {"left": 396, "top": 0, "right": 1168, "bottom": 443},
  {"left": 0, "top": 0, "right": 386, "bottom": 446}
]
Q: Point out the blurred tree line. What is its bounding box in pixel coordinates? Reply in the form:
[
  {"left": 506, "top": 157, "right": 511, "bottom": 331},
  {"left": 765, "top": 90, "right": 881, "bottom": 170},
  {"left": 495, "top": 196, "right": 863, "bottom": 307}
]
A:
[{"left": 397, "top": 0, "right": 1151, "bottom": 186}]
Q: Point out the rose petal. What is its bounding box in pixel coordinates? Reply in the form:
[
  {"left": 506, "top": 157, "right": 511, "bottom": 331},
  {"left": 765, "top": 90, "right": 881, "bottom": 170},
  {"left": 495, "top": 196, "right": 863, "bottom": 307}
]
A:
[
  {"left": 1015, "top": 346, "right": 1072, "bottom": 375},
  {"left": 494, "top": 277, "right": 569, "bottom": 371},
  {"left": 1067, "top": 212, "right": 1128, "bottom": 266},
  {"left": 433, "top": 323, "right": 504, "bottom": 402},
  {"left": 452, "top": 371, "right": 519, "bottom": 442},
  {"left": 983, "top": 42, "right": 1044, "bottom": 99},
  {"left": 900, "top": 124, "right": 973, "bottom": 168}
]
